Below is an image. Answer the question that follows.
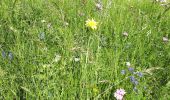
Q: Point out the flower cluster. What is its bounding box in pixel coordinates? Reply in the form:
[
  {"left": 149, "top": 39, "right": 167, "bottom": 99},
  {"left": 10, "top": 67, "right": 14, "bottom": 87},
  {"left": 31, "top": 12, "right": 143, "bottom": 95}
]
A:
[
  {"left": 121, "top": 62, "right": 144, "bottom": 92},
  {"left": 129, "top": 76, "right": 138, "bottom": 85},
  {"left": 1, "top": 50, "right": 13, "bottom": 61},
  {"left": 114, "top": 89, "right": 126, "bottom": 100}
]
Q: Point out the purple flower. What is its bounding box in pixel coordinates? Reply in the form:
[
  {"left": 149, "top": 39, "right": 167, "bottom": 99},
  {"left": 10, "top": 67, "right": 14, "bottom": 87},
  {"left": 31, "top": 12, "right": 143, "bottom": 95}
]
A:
[
  {"left": 128, "top": 67, "right": 134, "bottom": 72},
  {"left": 129, "top": 76, "right": 135, "bottom": 82},
  {"left": 137, "top": 72, "right": 143, "bottom": 77},
  {"left": 121, "top": 70, "right": 126, "bottom": 75},
  {"left": 129, "top": 76, "right": 138, "bottom": 85},
  {"left": 114, "top": 88, "right": 126, "bottom": 100}
]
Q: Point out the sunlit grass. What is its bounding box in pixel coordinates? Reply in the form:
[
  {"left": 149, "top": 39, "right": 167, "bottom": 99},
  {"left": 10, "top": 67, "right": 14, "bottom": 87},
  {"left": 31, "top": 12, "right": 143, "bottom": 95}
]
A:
[{"left": 0, "top": 0, "right": 170, "bottom": 99}]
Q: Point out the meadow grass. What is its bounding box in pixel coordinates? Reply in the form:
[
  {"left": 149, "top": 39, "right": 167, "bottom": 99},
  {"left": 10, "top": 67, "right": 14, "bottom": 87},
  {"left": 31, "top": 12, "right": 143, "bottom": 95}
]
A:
[{"left": 0, "top": 0, "right": 170, "bottom": 99}]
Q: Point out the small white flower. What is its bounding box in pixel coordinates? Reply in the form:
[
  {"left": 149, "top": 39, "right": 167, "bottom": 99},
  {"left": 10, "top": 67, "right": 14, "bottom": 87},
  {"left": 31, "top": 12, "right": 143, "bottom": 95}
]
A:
[
  {"left": 47, "top": 23, "right": 51, "bottom": 28},
  {"left": 74, "top": 58, "right": 80, "bottom": 62},
  {"left": 163, "top": 37, "right": 169, "bottom": 42},
  {"left": 64, "top": 22, "right": 69, "bottom": 26},
  {"left": 96, "top": 2, "right": 103, "bottom": 10},
  {"left": 126, "top": 62, "right": 131, "bottom": 67},
  {"left": 54, "top": 54, "right": 61, "bottom": 63},
  {"left": 122, "top": 32, "right": 128, "bottom": 37},
  {"left": 41, "top": 20, "right": 46, "bottom": 23},
  {"left": 42, "top": 47, "right": 48, "bottom": 51}
]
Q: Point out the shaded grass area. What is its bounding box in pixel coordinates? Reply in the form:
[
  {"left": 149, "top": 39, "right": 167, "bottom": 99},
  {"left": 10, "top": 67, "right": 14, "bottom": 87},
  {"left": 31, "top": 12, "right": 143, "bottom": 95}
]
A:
[{"left": 0, "top": 0, "right": 170, "bottom": 99}]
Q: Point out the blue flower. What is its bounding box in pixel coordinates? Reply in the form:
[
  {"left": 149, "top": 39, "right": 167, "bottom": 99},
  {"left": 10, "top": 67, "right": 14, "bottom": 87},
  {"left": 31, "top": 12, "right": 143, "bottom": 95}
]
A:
[
  {"left": 129, "top": 76, "right": 135, "bottom": 82},
  {"left": 1, "top": 50, "right": 6, "bottom": 58},
  {"left": 137, "top": 72, "right": 143, "bottom": 77},
  {"left": 129, "top": 76, "right": 138, "bottom": 85},
  {"left": 128, "top": 67, "right": 134, "bottom": 72}
]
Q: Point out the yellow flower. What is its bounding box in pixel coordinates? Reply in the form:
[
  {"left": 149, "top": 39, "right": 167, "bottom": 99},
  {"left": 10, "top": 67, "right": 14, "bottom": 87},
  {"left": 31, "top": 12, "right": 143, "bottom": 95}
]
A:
[{"left": 85, "top": 19, "right": 98, "bottom": 30}]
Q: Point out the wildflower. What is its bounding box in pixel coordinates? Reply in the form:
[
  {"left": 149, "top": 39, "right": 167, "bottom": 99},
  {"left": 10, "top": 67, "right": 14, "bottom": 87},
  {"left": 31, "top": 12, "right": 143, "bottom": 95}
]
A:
[
  {"left": 96, "top": 2, "right": 103, "bottom": 10},
  {"left": 121, "top": 70, "right": 126, "bottom": 75},
  {"left": 41, "top": 20, "right": 46, "bottom": 23},
  {"left": 74, "top": 57, "right": 80, "bottom": 62},
  {"left": 160, "top": 0, "right": 166, "bottom": 2},
  {"left": 163, "top": 37, "right": 169, "bottom": 42},
  {"left": 133, "top": 80, "right": 138, "bottom": 85},
  {"left": 39, "top": 32, "right": 45, "bottom": 40},
  {"left": 129, "top": 76, "right": 138, "bottom": 85},
  {"left": 129, "top": 76, "right": 136, "bottom": 82},
  {"left": 54, "top": 54, "right": 61, "bottom": 63},
  {"left": 157, "top": 0, "right": 167, "bottom": 3},
  {"left": 128, "top": 67, "right": 134, "bottom": 72},
  {"left": 126, "top": 62, "right": 131, "bottom": 67},
  {"left": 114, "top": 88, "right": 126, "bottom": 100},
  {"left": 137, "top": 72, "right": 143, "bottom": 77},
  {"left": 8, "top": 52, "right": 13, "bottom": 61},
  {"left": 47, "top": 23, "right": 52, "bottom": 28},
  {"left": 157, "top": 0, "right": 167, "bottom": 6},
  {"left": 122, "top": 32, "right": 128, "bottom": 37},
  {"left": 85, "top": 19, "right": 98, "bottom": 30},
  {"left": 64, "top": 22, "right": 69, "bottom": 26},
  {"left": 1, "top": 50, "right": 6, "bottom": 58}
]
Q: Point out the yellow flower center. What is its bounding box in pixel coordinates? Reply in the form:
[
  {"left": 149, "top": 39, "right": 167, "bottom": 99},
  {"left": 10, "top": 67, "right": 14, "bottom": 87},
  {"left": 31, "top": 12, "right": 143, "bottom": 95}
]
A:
[{"left": 85, "top": 19, "right": 98, "bottom": 30}]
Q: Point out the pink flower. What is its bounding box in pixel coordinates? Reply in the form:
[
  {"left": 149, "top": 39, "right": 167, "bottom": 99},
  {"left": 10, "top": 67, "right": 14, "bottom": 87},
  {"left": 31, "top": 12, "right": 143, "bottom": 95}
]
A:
[
  {"left": 160, "top": 0, "right": 166, "bottom": 3},
  {"left": 114, "top": 89, "right": 126, "bottom": 100}
]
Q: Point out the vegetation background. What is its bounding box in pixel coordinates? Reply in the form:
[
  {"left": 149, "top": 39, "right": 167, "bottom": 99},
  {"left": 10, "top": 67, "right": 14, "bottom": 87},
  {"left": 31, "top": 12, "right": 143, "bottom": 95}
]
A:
[{"left": 0, "top": 0, "right": 170, "bottom": 99}]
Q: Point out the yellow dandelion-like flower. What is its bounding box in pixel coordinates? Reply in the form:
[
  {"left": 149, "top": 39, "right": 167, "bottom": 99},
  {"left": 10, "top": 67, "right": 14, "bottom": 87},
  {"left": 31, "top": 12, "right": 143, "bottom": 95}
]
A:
[{"left": 85, "top": 19, "right": 98, "bottom": 30}]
